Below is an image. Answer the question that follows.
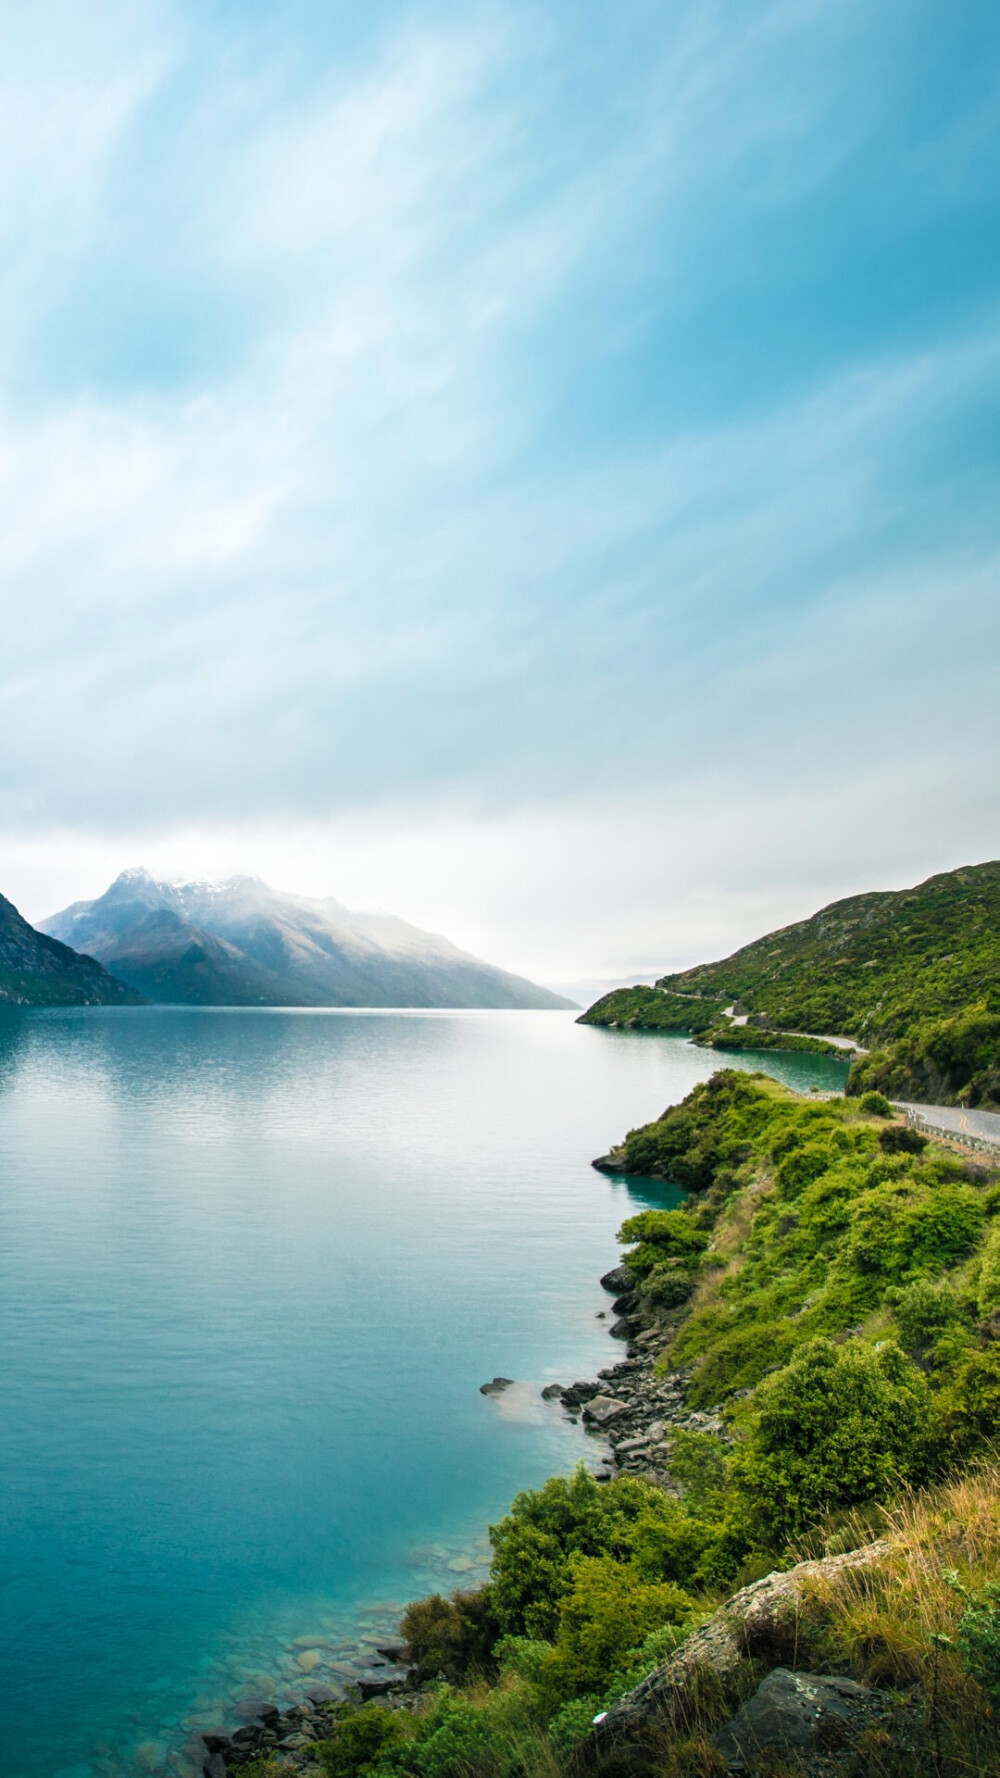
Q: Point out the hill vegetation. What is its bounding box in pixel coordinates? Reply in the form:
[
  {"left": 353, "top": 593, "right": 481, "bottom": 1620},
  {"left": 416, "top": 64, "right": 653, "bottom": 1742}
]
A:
[
  {"left": 253, "top": 1072, "right": 1000, "bottom": 1778},
  {"left": 580, "top": 862, "right": 1000, "bottom": 1106},
  {"left": 0, "top": 889, "right": 140, "bottom": 1006}
]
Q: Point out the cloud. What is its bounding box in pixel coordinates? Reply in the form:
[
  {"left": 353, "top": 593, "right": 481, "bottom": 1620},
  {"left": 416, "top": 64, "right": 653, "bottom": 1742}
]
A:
[{"left": 0, "top": 0, "right": 997, "bottom": 972}]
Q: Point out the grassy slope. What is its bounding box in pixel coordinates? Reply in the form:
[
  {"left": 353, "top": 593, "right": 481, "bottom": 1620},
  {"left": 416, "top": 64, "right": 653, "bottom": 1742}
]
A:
[
  {"left": 581, "top": 861, "right": 1000, "bottom": 1104},
  {"left": 285, "top": 1072, "right": 1000, "bottom": 1778}
]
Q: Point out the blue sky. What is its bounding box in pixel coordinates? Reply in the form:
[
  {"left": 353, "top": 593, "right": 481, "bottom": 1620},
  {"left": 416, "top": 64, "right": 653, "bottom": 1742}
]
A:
[{"left": 1, "top": 0, "right": 998, "bottom": 986}]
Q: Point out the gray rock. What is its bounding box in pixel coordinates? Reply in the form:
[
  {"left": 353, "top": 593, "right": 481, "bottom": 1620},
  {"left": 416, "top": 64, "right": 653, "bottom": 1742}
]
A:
[
  {"left": 583, "top": 1540, "right": 894, "bottom": 1756},
  {"left": 712, "top": 1667, "right": 890, "bottom": 1770},
  {"left": 540, "top": 1383, "right": 565, "bottom": 1400},
  {"left": 479, "top": 1377, "right": 514, "bottom": 1395},
  {"left": 562, "top": 1380, "right": 601, "bottom": 1408},
  {"left": 600, "top": 1264, "right": 632, "bottom": 1293},
  {"left": 356, "top": 1674, "right": 401, "bottom": 1700},
  {"left": 582, "top": 1394, "right": 629, "bottom": 1426}
]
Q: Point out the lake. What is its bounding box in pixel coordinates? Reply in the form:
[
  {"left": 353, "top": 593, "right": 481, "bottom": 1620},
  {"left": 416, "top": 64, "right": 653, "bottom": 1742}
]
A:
[{"left": 0, "top": 1008, "right": 848, "bottom": 1778}]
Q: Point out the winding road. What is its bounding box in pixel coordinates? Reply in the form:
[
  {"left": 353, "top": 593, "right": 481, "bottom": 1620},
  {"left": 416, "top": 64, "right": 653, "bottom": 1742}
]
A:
[{"left": 900, "top": 1101, "right": 1000, "bottom": 1151}]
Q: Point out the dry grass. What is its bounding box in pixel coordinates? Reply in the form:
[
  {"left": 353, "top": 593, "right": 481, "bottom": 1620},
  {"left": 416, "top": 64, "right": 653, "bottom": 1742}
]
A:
[
  {"left": 678, "top": 1171, "right": 774, "bottom": 1327},
  {"left": 785, "top": 1461, "right": 1000, "bottom": 1774}
]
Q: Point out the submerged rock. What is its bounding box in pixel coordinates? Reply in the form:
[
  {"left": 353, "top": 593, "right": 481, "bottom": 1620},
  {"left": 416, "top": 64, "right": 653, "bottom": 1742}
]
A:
[{"left": 479, "top": 1377, "right": 514, "bottom": 1396}]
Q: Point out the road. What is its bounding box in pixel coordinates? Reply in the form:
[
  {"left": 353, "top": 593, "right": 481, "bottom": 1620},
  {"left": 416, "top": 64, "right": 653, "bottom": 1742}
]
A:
[{"left": 900, "top": 1101, "right": 1000, "bottom": 1150}]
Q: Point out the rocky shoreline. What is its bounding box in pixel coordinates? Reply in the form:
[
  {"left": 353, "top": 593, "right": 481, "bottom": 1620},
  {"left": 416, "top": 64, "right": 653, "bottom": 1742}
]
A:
[{"left": 194, "top": 1195, "right": 699, "bottom": 1777}]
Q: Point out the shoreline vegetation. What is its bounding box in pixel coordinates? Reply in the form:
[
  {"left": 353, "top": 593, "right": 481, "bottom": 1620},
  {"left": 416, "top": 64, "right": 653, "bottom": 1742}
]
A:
[
  {"left": 202, "top": 1069, "right": 1000, "bottom": 1778},
  {"left": 578, "top": 861, "right": 1000, "bottom": 1108}
]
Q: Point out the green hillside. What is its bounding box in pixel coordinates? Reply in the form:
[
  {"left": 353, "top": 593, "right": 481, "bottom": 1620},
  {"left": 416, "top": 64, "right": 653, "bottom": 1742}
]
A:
[
  {"left": 580, "top": 862, "right": 1000, "bottom": 1105},
  {"left": 299, "top": 1074, "right": 1000, "bottom": 1778}
]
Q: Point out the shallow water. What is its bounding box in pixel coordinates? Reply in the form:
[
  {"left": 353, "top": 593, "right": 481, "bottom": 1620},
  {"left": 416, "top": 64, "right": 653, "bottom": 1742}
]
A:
[{"left": 0, "top": 1008, "right": 848, "bottom": 1777}]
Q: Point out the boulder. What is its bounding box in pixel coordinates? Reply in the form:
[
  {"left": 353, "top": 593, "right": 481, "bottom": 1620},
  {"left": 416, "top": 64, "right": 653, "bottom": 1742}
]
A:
[
  {"left": 581, "top": 1394, "right": 629, "bottom": 1427},
  {"left": 712, "top": 1667, "right": 891, "bottom": 1770},
  {"left": 576, "top": 1538, "right": 894, "bottom": 1762},
  {"left": 479, "top": 1377, "right": 514, "bottom": 1396},
  {"left": 540, "top": 1383, "right": 565, "bottom": 1400},
  {"left": 600, "top": 1264, "right": 632, "bottom": 1293},
  {"left": 356, "top": 1674, "right": 401, "bottom": 1700},
  {"left": 561, "top": 1380, "right": 601, "bottom": 1409}
]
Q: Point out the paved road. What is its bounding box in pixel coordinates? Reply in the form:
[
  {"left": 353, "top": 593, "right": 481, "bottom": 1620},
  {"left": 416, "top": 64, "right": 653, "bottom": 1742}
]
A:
[
  {"left": 900, "top": 1101, "right": 1000, "bottom": 1149},
  {"left": 721, "top": 1007, "right": 866, "bottom": 1053}
]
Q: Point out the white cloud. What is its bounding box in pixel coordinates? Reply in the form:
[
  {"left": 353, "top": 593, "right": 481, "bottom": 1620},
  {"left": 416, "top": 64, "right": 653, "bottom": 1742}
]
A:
[{"left": 0, "top": 0, "right": 995, "bottom": 976}]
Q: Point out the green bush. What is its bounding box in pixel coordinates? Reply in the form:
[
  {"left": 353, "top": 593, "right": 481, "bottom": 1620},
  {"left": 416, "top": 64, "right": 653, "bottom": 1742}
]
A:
[
  {"left": 893, "top": 1278, "right": 965, "bottom": 1349},
  {"left": 544, "top": 1554, "right": 694, "bottom": 1699},
  {"left": 687, "top": 1320, "right": 799, "bottom": 1407},
  {"left": 977, "top": 1224, "right": 1000, "bottom": 1318},
  {"left": 775, "top": 1140, "right": 837, "bottom": 1198},
  {"left": 954, "top": 1578, "right": 1000, "bottom": 1710},
  {"left": 400, "top": 1588, "right": 496, "bottom": 1681},
  {"left": 735, "top": 1338, "right": 932, "bottom": 1544},
  {"left": 859, "top": 1090, "right": 893, "bottom": 1116},
  {"left": 947, "top": 1348, "right": 1000, "bottom": 1451},
  {"left": 316, "top": 1703, "right": 405, "bottom": 1778},
  {"left": 879, "top": 1123, "right": 928, "bottom": 1156},
  {"left": 488, "top": 1469, "right": 690, "bottom": 1641},
  {"left": 639, "top": 1264, "right": 695, "bottom": 1310},
  {"left": 618, "top": 1209, "right": 709, "bottom": 1281},
  {"left": 842, "top": 1182, "right": 984, "bottom": 1284}
]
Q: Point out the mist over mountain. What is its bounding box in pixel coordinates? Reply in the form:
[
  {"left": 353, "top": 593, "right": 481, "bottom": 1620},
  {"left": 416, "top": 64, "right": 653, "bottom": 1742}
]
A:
[{"left": 42, "top": 870, "right": 576, "bottom": 1009}]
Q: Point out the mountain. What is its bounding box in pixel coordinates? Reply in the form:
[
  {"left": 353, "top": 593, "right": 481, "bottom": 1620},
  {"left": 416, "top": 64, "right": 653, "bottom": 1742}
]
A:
[
  {"left": 42, "top": 869, "right": 576, "bottom": 1010},
  {"left": 0, "top": 889, "right": 141, "bottom": 1006},
  {"left": 580, "top": 861, "right": 1000, "bottom": 1106}
]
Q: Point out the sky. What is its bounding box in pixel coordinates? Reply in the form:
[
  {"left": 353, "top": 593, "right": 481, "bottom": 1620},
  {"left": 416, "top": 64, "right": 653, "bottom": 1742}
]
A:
[{"left": 0, "top": 0, "right": 998, "bottom": 993}]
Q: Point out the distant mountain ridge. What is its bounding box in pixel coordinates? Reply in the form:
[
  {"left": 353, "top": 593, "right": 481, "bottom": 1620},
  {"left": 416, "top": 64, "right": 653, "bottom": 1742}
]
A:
[
  {"left": 42, "top": 869, "right": 575, "bottom": 1009},
  {"left": 0, "top": 889, "right": 141, "bottom": 1006}
]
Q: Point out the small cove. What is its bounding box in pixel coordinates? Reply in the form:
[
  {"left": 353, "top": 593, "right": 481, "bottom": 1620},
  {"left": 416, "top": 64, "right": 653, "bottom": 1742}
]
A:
[{"left": 0, "top": 1008, "right": 848, "bottom": 1778}]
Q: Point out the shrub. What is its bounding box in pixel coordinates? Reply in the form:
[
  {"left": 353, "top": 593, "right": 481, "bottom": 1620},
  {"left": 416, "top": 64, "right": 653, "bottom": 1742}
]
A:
[
  {"left": 639, "top": 1265, "right": 695, "bottom": 1310},
  {"left": 687, "top": 1320, "right": 799, "bottom": 1407},
  {"left": 953, "top": 1578, "right": 1000, "bottom": 1710},
  {"left": 379, "top": 1695, "right": 503, "bottom": 1778},
  {"left": 775, "top": 1140, "right": 836, "bottom": 1198},
  {"left": 400, "top": 1588, "right": 496, "bottom": 1681},
  {"left": 316, "top": 1703, "right": 405, "bottom": 1778},
  {"left": 977, "top": 1224, "right": 1000, "bottom": 1318},
  {"left": 859, "top": 1090, "right": 893, "bottom": 1117},
  {"left": 894, "top": 1278, "right": 965, "bottom": 1350},
  {"left": 842, "top": 1183, "right": 984, "bottom": 1284},
  {"left": 901, "top": 1186, "right": 986, "bottom": 1274},
  {"left": 947, "top": 1348, "right": 1000, "bottom": 1452},
  {"left": 879, "top": 1123, "right": 929, "bottom": 1156},
  {"left": 618, "top": 1210, "right": 709, "bottom": 1267},
  {"left": 544, "top": 1554, "right": 694, "bottom": 1699},
  {"left": 736, "top": 1338, "right": 932, "bottom": 1544},
  {"left": 488, "top": 1469, "right": 684, "bottom": 1640}
]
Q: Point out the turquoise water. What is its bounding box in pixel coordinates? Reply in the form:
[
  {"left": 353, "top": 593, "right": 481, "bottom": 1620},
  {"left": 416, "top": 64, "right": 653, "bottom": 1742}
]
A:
[{"left": 0, "top": 1008, "right": 848, "bottom": 1778}]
